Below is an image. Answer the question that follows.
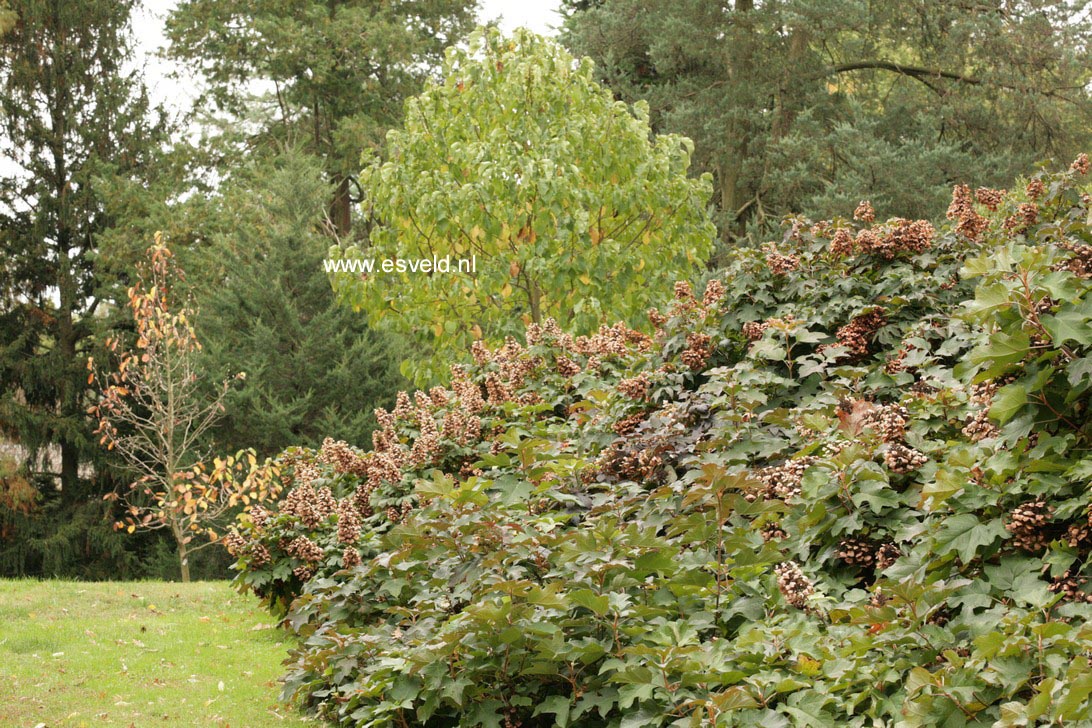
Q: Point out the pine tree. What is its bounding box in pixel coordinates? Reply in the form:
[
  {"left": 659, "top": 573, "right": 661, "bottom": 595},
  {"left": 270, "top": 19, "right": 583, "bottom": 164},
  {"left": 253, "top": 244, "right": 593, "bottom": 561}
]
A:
[{"left": 561, "top": 0, "right": 1092, "bottom": 245}]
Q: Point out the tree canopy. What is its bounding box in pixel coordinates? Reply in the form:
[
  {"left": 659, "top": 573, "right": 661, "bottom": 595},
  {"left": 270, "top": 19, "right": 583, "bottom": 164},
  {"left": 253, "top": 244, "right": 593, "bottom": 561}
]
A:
[
  {"left": 562, "top": 0, "right": 1092, "bottom": 245},
  {"left": 193, "top": 150, "right": 405, "bottom": 457},
  {"left": 331, "top": 28, "right": 716, "bottom": 383},
  {"left": 0, "top": 0, "right": 170, "bottom": 577},
  {"left": 165, "top": 0, "right": 479, "bottom": 238}
]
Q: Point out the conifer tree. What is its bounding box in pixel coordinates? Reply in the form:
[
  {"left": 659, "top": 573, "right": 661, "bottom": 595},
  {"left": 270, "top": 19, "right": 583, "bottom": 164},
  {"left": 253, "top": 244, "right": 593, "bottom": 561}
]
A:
[
  {"left": 0, "top": 0, "right": 169, "bottom": 575},
  {"left": 194, "top": 150, "right": 405, "bottom": 456},
  {"left": 562, "top": 0, "right": 1092, "bottom": 245}
]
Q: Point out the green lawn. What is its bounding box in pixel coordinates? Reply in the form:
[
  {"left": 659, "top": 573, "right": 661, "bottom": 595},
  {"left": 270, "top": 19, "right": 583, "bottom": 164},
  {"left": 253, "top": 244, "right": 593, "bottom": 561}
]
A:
[{"left": 0, "top": 580, "right": 320, "bottom": 727}]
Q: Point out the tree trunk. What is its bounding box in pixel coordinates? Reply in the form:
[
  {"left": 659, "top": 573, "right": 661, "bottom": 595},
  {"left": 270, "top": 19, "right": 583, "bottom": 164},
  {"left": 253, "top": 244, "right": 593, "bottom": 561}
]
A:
[
  {"left": 171, "top": 520, "right": 191, "bottom": 582},
  {"left": 329, "top": 175, "right": 352, "bottom": 239},
  {"left": 60, "top": 440, "right": 79, "bottom": 494},
  {"left": 528, "top": 280, "right": 543, "bottom": 324},
  {"left": 718, "top": 0, "right": 755, "bottom": 243},
  {"left": 57, "top": 260, "right": 80, "bottom": 494},
  {"left": 178, "top": 539, "right": 191, "bottom": 583}
]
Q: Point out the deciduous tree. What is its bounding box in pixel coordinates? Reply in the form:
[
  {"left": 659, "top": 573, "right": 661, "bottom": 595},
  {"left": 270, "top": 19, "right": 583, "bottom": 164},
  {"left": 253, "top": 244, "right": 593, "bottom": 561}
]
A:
[
  {"left": 90, "top": 236, "right": 281, "bottom": 582},
  {"left": 165, "top": 0, "right": 479, "bottom": 238},
  {"left": 330, "top": 28, "right": 716, "bottom": 383}
]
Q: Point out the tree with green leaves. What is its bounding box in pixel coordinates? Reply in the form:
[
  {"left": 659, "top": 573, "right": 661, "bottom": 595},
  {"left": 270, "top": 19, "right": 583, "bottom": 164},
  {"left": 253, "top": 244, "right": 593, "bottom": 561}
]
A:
[
  {"left": 165, "top": 0, "right": 479, "bottom": 239},
  {"left": 561, "top": 0, "right": 1092, "bottom": 245},
  {"left": 0, "top": 0, "right": 170, "bottom": 576},
  {"left": 330, "top": 28, "right": 716, "bottom": 384},
  {"left": 193, "top": 150, "right": 405, "bottom": 456}
]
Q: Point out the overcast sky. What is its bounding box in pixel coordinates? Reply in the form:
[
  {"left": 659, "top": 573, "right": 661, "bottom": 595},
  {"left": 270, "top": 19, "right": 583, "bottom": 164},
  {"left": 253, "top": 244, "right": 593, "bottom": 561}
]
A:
[{"left": 132, "top": 0, "right": 564, "bottom": 112}]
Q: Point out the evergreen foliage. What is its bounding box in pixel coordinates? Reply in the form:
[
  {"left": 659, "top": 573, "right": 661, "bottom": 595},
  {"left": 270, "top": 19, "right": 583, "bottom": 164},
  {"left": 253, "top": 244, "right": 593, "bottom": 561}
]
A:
[
  {"left": 195, "top": 151, "right": 406, "bottom": 457},
  {"left": 0, "top": 0, "right": 171, "bottom": 576},
  {"left": 561, "top": 0, "right": 1092, "bottom": 245}
]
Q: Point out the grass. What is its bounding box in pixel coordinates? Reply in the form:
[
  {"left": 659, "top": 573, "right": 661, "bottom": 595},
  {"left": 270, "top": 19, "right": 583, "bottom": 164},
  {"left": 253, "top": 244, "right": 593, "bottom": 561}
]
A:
[{"left": 0, "top": 580, "right": 320, "bottom": 727}]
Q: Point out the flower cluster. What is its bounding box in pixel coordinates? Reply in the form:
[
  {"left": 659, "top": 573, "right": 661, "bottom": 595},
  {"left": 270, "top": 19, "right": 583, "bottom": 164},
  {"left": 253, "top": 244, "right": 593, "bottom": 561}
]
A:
[
  {"left": 441, "top": 407, "right": 482, "bottom": 446},
  {"left": 612, "top": 412, "right": 646, "bottom": 436},
  {"left": 617, "top": 372, "right": 651, "bottom": 400},
  {"left": 1003, "top": 202, "right": 1039, "bottom": 233},
  {"left": 853, "top": 200, "right": 875, "bottom": 223},
  {"left": 863, "top": 218, "right": 934, "bottom": 259},
  {"left": 681, "top": 332, "right": 712, "bottom": 371},
  {"left": 883, "top": 443, "right": 929, "bottom": 474},
  {"left": 833, "top": 308, "right": 887, "bottom": 359},
  {"left": 319, "top": 438, "right": 368, "bottom": 477},
  {"left": 1049, "top": 570, "right": 1092, "bottom": 603},
  {"left": 830, "top": 228, "right": 855, "bottom": 257},
  {"left": 961, "top": 379, "right": 1005, "bottom": 442},
  {"left": 947, "top": 184, "right": 988, "bottom": 240},
  {"left": 775, "top": 561, "right": 815, "bottom": 609},
  {"left": 1026, "top": 178, "right": 1045, "bottom": 200},
  {"left": 1005, "top": 500, "right": 1054, "bottom": 552},
  {"left": 826, "top": 217, "right": 934, "bottom": 260},
  {"left": 1071, "top": 153, "right": 1090, "bottom": 175},
  {"left": 961, "top": 410, "right": 998, "bottom": 442},
  {"left": 556, "top": 355, "right": 581, "bottom": 377},
  {"left": 756, "top": 457, "right": 816, "bottom": 501},
  {"left": 742, "top": 320, "right": 770, "bottom": 341},
  {"left": 764, "top": 244, "right": 800, "bottom": 275},
  {"left": 867, "top": 404, "right": 908, "bottom": 443},
  {"left": 1056, "top": 240, "right": 1092, "bottom": 279},
  {"left": 837, "top": 536, "right": 879, "bottom": 568},
  {"left": 884, "top": 347, "right": 908, "bottom": 374},
  {"left": 281, "top": 483, "right": 337, "bottom": 529},
  {"left": 336, "top": 500, "right": 361, "bottom": 545},
  {"left": 287, "top": 535, "right": 324, "bottom": 564},
  {"left": 974, "top": 187, "right": 1005, "bottom": 211},
  {"left": 702, "top": 279, "right": 726, "bottom": 306}
]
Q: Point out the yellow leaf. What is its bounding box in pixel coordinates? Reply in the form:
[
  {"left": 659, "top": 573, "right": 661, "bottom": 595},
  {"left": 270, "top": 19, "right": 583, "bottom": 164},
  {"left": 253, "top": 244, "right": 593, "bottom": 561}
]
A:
[
  {"left": 500, "top": 282, "right": 512, "bottom": 298},
  {"left": 579, "top": 274, "right": 591, "bottom": 286}
]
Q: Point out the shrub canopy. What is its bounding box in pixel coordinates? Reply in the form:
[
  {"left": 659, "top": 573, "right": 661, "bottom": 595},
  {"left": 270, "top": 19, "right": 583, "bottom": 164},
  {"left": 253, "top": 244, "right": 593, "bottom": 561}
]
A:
[{"left": 233, "top": 159, "right": 1092, "bottom": 726}]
